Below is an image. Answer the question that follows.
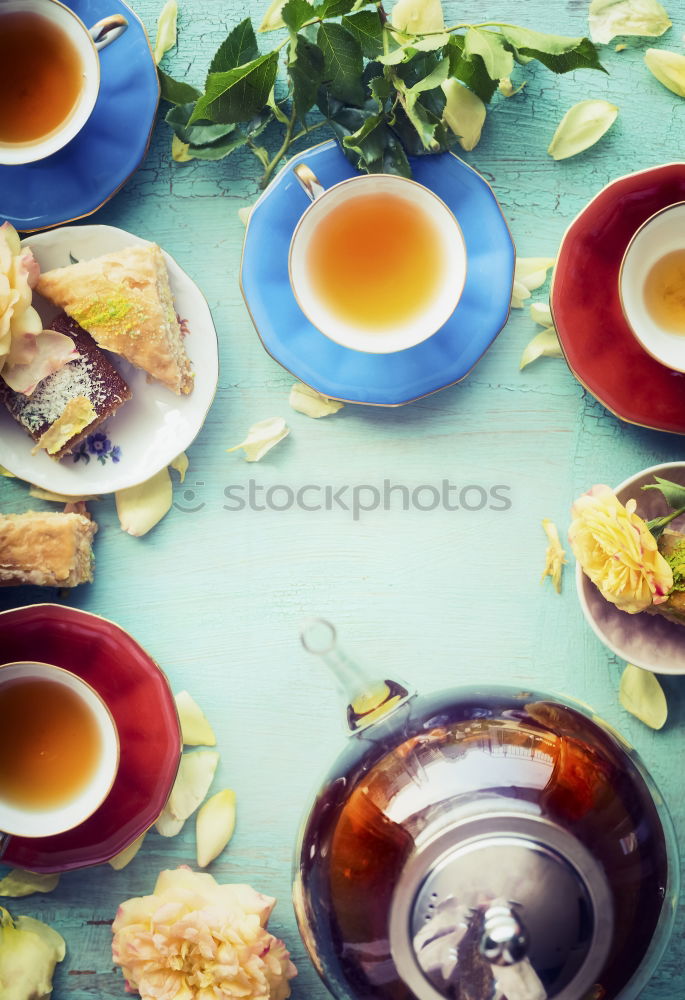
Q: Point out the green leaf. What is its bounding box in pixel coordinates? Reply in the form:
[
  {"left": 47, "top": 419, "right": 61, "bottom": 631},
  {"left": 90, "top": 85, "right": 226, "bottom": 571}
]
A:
[
  {"left": 190, "top": 51, "right": 279, "bottom": 124},
  {"left": 166, "top": 102, "right": 237, "bottom": 145},
  {"left": 342, "top": 112, "right": 388, "bottom": 163},
  {"left": 589, "top": 0, "right": 671, "bottom": 45},
  {"left": 547, "top": 99, "right": 618, "bottom": 159},
  {"left": 207, "top": 18, "right": 259, "bottom": 77},
  {"left": 642, "top": 477, "right": 685, "bottom": 509},
  {"left": 335, "top": 109, "right": 411, "bottom": 177},
  {"left": 407, "top": 55, "right": 449, "bottom": 94},
  {"left": 498, "top": 26, "right": 606, "bottom": 74},
  {"left": 188, "top": 131, "right": 249, "bottom": 159},
  {"left": 282, "top": 0, "right": 316, "bottom": 33},
  {"left": 369, "top": 74, "right": 392, "bottom": 111},
  {"left": 447, "top": 37, "right": 498, "bottom": 102},
  {"left": 158, "top": 68, "right": 201, "bottom": 105},
  {"left": 619, "top": 663, "right": 668, "bottom": 730},
  {"left": 378, "top": 46, "right": 412, "bottom": 66},
  {"left": 289, "top": 33, "right": 325, "bottom": 119},
  {"left": 317, "top": 22, "right": 365, "bottom": 106},
  {"left": 463, "top": 27, "right": 514, "bottom": 80},
  {"left": 315, "top": 0, "right": 358, "bottom": 18},
  {"left": 341, "top": 10, "right": 384, "bottom": 59}
]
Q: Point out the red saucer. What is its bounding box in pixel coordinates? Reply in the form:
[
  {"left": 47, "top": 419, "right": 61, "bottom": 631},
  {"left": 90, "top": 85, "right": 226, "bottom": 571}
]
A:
[
  {"left": 551, "top": 163, "right": 685, "bottom": 435},
  {"left": 0, "top": 604, "right": 181, "bottom": 873}
]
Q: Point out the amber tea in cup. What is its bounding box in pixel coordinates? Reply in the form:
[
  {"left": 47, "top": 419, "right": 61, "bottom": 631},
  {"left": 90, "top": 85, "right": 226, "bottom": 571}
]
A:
[
  {"left": 289, "top": 169, "right": 467, "bottom": 354},
  {"left": 0, "top": 662, "right": 119, "bottom": 839},
  {"left": 0, "top": 10, "right": 84, "bottom": 146},
  {"left": 620, "top": 202, "right": 685, "bottom": 370}
]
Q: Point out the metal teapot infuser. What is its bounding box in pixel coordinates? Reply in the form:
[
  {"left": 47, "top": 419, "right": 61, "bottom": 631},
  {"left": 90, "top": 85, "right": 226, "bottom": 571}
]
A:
[{"left": 293, "top": 621, "right": 679, "bottom": 1000}]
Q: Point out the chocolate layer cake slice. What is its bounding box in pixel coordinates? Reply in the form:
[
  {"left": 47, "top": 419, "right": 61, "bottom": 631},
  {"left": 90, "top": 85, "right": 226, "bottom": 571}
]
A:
[{"left": 0, "top": 313, "right": 131, "bottom": 461}]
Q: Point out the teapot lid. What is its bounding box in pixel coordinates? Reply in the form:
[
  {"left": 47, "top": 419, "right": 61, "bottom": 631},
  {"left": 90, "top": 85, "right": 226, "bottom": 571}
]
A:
[{"left": 389, "top": 811, "right": 614, "bottom": 1000}]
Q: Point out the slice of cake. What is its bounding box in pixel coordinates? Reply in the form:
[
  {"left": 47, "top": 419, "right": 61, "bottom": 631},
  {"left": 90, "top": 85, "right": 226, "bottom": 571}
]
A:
[
  {"left": 0, "top": 313, "right": 131, "bottom": 461},
  {"left": 0, "top": 510, "right": 97, "bottom": 587},
  {"left": 36, "top": 244, "right": 194, "bottom": 396}
]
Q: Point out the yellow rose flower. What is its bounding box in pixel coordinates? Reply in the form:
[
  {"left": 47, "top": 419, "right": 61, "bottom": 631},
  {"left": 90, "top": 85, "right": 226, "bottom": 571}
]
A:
[
  {"left": 569, "top": 485, "right": 673, "bottom": 614},
  {"left": 112, "top": 868, "right": 297, "bottom": 1000}
]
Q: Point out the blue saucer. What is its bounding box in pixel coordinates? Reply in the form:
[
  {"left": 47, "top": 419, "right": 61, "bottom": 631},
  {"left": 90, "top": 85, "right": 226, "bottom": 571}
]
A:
[
  {"left": 241, "top": 141, "right": 515, "bottom": 406},
  {"left": 0, "top": 0, "right": 159, "bottom": 232}
]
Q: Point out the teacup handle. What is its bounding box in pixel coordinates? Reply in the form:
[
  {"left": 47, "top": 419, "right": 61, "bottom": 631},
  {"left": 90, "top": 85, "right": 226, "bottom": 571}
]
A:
[
  {"left": 89, "top": 14, "right": 129, "bottom": 51},
  {"left": 293, "top": 164, "right": 325, "bottom": 203}
]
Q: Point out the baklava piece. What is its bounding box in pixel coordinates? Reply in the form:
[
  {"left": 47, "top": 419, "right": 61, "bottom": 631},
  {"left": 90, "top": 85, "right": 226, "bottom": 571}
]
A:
[
  {"left": 36, "top": 244, "right": 194, "bottom": 395},
  {"left": 0, "top": 510, "right": 97, "bottom": 587},
  {"left": 0, "top": 313, "right": 131, "bottom": 461}
]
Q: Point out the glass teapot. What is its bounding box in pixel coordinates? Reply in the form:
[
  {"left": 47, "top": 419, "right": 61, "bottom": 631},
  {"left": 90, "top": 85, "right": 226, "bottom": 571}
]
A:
[{"left": 293, "top": 621, "right": 679, "bottom": 1000}]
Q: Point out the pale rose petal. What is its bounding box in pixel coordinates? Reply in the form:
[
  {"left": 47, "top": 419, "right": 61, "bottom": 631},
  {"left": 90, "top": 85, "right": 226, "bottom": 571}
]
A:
[
  {"left": 166, "top": 750, "right": 219, "bottom": 821},
  {"left": 2, "top": 330, "right": 79, "bottom": 395},
  {"left": 169, "top": 452, "right": 189, "bottom": 483},
  {"left": 175, "top": 691, "right": 216, "bottom": 746},
  {"left": 0, "top": 870, "right": 59, "bottom": 897},
  {"left": 196, "top": 790, "right": 237, "bottom": 868},
  {"left": 116, "top": 468, "right": 173, "bottom": 537},
  {"left": 619, "top": 663, "right": 668, "bottom": 729},
  {"left": 227, "top": 417, "right": 289, "bottom": 462},
  {"left": 289, "top": 383, "right": 344, "bottom": 418},
  {"left": 109, "top": 834, "right": 147, "bottom": 871}
]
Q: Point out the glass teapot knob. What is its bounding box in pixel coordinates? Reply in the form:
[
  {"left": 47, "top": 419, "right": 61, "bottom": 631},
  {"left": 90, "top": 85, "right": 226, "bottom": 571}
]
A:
[
  {"left": 480, "top": 900, "right": 529, "bottom": 966},
  {"left": 300, "top": 619, "right": 413, "bottom": 733}
]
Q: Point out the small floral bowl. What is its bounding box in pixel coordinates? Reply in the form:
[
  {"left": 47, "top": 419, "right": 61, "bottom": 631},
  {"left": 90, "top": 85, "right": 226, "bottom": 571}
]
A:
[{"left": 576, "top": 462, "right": 685, "bottom": 675}]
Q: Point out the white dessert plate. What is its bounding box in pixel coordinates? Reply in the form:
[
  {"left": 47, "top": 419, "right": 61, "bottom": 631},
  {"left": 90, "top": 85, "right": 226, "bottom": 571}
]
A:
[{"left": 0, "top": 225, "right": 218, "bottom": 495}]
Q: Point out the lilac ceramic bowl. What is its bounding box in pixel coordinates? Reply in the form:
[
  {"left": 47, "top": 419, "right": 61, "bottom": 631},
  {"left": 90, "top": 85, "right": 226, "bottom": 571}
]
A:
[{"left": 576, "top": 462, "right": 685, "bottom": 675}]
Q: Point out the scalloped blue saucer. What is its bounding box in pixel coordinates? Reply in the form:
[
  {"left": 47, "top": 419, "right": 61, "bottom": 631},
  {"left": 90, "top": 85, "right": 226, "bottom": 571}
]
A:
[
  {"left": 0, "top": 0, "right": 159, "bottom": 233},
  {"left": 241, "top": 140, "right": 515, "bottom": 406}
]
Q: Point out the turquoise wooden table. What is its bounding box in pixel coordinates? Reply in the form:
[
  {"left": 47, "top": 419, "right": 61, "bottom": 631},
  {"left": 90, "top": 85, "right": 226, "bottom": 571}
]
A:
[{"left": 1, "top": 0, "right": 685, "bottom": 995}]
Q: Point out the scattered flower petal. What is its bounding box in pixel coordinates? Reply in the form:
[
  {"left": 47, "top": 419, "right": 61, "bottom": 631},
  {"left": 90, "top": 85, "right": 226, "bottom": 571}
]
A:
[
  {"left": 511, "top": 258, "right": 555, "bottom": 307},
  {"left": 540, "top": 519, "right": 567, "bottom": 593},
  {"left": 645, "top": 47, "right": 685, "bottom": 96},
  {"left": 228, "top": 417, "right": 289, "bottom": 462},
  {"left": 108, "top": 834, "right": 147, "bottom": 871},
  {"left": 0, "top": 466, "right": 16, "bottom": 478},
  {"left": 0, "top": 871, "right": 59, "bottom": 898},
  {"left": 259, "top": 0, "right": 287, "bottom": 31},
  {"left": 172, "top": 135, "right": 193, "bottom": 162},
  {"left": 391, "top": 0, "right": 445, "bottom": 34},
  {"left": 155, "top": 808, "right": 185, "bottom": 838},
  {"left": 2, "top": 330, "right": 77, "bottom": 396},
  {"left": 615, "top": 41, "right": 628, "bottom": 49},
  {"left": 112, "top": 869, "right": 297, "bottom": 1000},
  {"left": 153, "top": 0, "right": 178, "bottom": 64},
  {"left": 0, "top": 906, "right": 65, "bottom": 1000},
  {"left": 548, "top": 99, "right": 618, "bottom": 160},
  {"left": 619, "top": 663, "right": 668, "bottom": 729},
  {"left": 520, "top": 327, "right": 563, "bottom": 369},
  {"left": 175, "top": 690, "right": 217, "bottom": 746},
  {"left": 169, "top": 451, "right": 189, "bottom": 483},
  {"left": 115, "top": 467, "right": 173, "bottom": 537},
  {"left": 196, "top": 789, "right": 237, "bottom": 867},
  {"left": 156, "top": 750, "right": 220, "bottom": 836},
  {"left": 29, "top": 487, "right": 100, "bottom": 503},
  {"left": 589, "top": 0, "right": 671, "bottom": 44},
  {"left": 530, "top": 301, "right": 553, "bottom": 327},
  {"left": 441, "top": 78, "right": 486, "bottom": 151},
  {"left": 289, "top": 382, "right": 344, "bottom": 418},
  {"left": 569, "top": 485, "right": 673, "bottom": 613},
  {"left": 498, "top": 77, "right": 525, "bottom": 96}
]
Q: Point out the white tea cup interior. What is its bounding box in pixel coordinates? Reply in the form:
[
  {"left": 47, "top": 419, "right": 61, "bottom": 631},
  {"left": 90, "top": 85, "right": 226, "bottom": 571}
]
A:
[
  {"left": 619, "top": 202, "right": 685, "bottom": 371},
  {"left": 0, "top": 661, "right": 119, "bottom": 839}
]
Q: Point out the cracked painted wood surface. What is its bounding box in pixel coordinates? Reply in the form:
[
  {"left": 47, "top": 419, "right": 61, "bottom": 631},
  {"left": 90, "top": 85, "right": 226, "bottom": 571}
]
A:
[{"left": 1, "top": 0, "right": 685, "bottom": 995}]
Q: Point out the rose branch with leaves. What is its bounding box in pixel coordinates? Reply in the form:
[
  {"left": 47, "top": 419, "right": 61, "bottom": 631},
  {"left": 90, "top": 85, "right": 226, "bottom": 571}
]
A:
[{"left": 159, "top": 0, "right": 606, "bottom": 186}]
